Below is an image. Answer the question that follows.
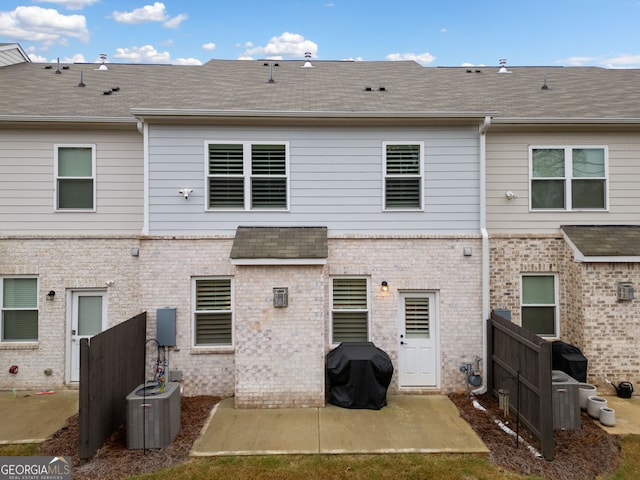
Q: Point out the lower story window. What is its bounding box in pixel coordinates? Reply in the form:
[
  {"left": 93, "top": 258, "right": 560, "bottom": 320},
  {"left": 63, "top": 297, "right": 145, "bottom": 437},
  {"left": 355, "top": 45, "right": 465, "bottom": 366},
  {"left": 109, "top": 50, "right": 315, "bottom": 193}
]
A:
[
  {"left": 2, "top": 277, "right": 38, "bottom": 342},
  {"left": 331, "top": 277, "right": 369, "bottom": 343},
  {"left": 521, "top": 274, "right": 558, "bottom": 337},
  {"left": 193, "top": 278, "right": 233, "bottom": 346}
]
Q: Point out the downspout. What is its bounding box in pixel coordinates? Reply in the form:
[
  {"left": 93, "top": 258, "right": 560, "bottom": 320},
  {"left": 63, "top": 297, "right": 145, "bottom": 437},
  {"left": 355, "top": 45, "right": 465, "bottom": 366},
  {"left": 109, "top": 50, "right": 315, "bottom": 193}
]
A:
[
  {"left": 137, "top": 119, "right": 150, "bottom": 235},
  {"left": 473, "top": 115, "right": 491, "bottom": 395}
]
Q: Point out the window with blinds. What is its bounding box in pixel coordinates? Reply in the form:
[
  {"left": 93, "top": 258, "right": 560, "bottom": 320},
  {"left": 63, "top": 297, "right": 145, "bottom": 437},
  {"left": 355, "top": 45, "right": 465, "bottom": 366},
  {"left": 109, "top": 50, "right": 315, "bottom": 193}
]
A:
[
  {"left": 384, "top": 143, "right": 423, "bottom": 209},
  {"left": 207, "top": 142, "right": 288, "bottom": 210},
  {"left": 194, "top": 278, "right": 233, "bottom": 346},
  {"left": 1, "top": 277, "right": 38, "bottom": 342},
  {"left": 56, "top": 145, "right": 95, "bottom": 210},
  {"left": 208, "top": 144, "right": 245, "bottom": 208},
  {"left": 331, "top": 277, "right": 369, "bottom": 343},
  {"left": 404, "top": 296, "right": 430, "bottom": 339}
]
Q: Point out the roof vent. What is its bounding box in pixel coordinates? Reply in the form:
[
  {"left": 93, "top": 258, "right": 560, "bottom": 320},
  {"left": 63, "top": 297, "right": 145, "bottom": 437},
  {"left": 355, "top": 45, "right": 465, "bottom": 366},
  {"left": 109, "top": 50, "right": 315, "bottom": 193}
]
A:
[
  {"left": 379, "top": 86, "right": 386, "bottom": 91},
  {"left": 302, "top": 51, "right": 313, "bottom": 68},
  {"left": 498, "top": 58, "right": 511, "bottom": 74},
  {"left": 541, "top": 74, "right": 550, "bottom": 90},
  {"left": 264, "top": 61, "right": 278, "bottom": 83},
  {"left": 55, "top": 58, "right": 62, "bottom": 74},
  {"left": 364, "top": 86, "right": 372, "bottom": 91},
  {"left": 78, "top": 70, "right": 85, "bottom": 88},
  {"left": 97, "top": 53, "right": 108, "bottom": 71}
]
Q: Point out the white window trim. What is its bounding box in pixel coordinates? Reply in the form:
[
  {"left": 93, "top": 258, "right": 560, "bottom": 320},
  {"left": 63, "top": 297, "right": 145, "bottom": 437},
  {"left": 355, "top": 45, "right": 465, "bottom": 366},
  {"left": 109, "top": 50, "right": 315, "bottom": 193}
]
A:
[
  {"left": 528, "top": 145, "right": 609, "bottom": 212},
  {"left": 204, "top": 141, "right": 290, "bottom": 212},
  {"left": 191, "top": 276, "right": 235, "bottom": 349},
  {"left": 54, "top": 144, "right": 97, "bottom": 212},
  {"left": 382, "top": 141, "right": 425, "bottom": 212},
  {"left": 520, "top": 273, "right": 559, "bottom": 339},
  {"left": 1, "top": 275, "right": 39, "bottom": 344},
  {"left": 330, "top": 276, "right": 371, "bottom": 345}
]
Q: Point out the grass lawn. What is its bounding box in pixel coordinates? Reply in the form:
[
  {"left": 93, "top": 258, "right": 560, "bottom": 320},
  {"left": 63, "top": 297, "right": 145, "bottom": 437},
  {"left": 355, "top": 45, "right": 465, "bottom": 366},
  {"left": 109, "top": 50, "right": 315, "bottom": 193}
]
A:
[{"left": 3, "top": 436, "right": 640, "bottom": 480}]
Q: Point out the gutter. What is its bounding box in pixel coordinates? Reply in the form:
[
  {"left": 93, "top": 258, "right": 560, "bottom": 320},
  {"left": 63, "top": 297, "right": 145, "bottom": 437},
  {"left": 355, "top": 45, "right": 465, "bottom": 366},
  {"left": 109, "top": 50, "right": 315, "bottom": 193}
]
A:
[{"left": 473, "top": 115, "right": 492, "bottom": 395}]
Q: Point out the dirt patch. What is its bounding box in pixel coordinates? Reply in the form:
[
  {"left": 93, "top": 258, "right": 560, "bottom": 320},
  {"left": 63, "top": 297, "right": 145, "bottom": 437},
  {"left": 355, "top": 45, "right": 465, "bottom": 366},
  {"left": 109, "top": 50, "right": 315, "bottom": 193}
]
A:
[
  {"left": 38, "top": 395, "right": 220, "bottom": 480},
  {"left": 449, "top": 392, "right": 620, "bottom": 480}
]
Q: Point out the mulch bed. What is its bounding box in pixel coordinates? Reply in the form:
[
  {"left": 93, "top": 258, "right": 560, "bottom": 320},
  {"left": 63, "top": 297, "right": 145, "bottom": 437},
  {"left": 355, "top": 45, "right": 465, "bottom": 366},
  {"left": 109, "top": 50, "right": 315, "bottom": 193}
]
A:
[
  {"left": 38, "top": 393, "right": 621, "bottom": 480},
  {"left": 38, "top": 395, "right": 220, "bottom": 480},
  {"left": 449, "top": 392, "right": 620, "bottom": 480}
]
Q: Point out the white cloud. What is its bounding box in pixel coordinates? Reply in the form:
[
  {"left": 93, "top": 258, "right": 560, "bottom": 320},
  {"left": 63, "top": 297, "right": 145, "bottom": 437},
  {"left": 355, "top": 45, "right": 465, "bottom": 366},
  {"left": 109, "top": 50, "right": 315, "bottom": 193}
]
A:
[
  {"left": 112, "top": 2, "right": 187, "bottom": 28},
  {"left": 164, "top": 13, "right": 187, "bottom": 29},
  {"left": 0, "top": 6, "right": 89, "bottom": 47},
  {"left": 243, "top": 32, "right": 318, "bottom": 59},
  {"left": 174, "top": 57, "right": 202, "bottom": 65},
  {"left": 602, "top": 54, "right": 640, "bottom": 67},
  {"left": 561, "top": 56, "right": 597, "bottom": 66},
  {"left": 113, "top": 44, "right": 170, "bottom": 63},
  {"left": 440, "top": 28, "right": 447, "bottom": 33},
  {"left": 386, "top": 52, "right": 436, "bottom": 65},
  {"left": 28, "top": 52, "right": 48, "bottom": 62},
  {"left": 34, "top": 0, "right": 98, "bottom": 10},
  {"left": 202, "top": 42, "right": 216, "bottom": 51}
]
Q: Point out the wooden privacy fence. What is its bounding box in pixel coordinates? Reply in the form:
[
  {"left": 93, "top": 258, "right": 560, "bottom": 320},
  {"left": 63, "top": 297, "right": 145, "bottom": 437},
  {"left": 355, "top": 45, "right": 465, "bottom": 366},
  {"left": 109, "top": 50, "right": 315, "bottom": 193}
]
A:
[
  {"left": 79, "top": 312, "right": 146, "bottom": 460},
  {"left": 486, "top": 310, "right": 554, "bottom": 460}
]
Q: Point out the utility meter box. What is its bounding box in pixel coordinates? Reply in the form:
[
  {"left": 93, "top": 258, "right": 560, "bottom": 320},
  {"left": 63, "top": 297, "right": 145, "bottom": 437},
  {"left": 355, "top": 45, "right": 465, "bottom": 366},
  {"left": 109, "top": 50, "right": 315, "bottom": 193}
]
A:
[{"left": 157, "top": 308, "right": 176, "bottom": 347}]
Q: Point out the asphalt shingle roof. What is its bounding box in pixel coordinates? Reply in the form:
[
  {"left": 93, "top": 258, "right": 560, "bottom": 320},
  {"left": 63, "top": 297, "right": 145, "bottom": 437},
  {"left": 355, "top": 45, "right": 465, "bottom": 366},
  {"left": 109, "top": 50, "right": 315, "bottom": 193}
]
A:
[
  {"left": 2, "top": 57, "right": 640, "bottom": 121},
  {"left": 561, "top": 225, "right": 640, "bottom": 257},
  {"left": 230, "top": 226, "right": 328, "bottom": 260}
]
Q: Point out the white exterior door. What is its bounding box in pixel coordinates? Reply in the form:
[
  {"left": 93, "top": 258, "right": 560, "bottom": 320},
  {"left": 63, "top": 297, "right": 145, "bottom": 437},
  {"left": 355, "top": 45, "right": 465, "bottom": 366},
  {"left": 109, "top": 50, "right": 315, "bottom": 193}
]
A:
[
  {"left": 68, "top": 290, "right": 107, "bottom": 383},
  {"left": 397, "top": 292, "right": 439, "bottom": 388}
]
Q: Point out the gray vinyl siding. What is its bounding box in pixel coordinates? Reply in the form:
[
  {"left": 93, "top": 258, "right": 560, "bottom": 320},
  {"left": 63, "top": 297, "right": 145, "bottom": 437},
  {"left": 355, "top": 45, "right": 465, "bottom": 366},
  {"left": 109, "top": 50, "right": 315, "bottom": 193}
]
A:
[
  {"left": 147, "top": 125, "right": 481, "bottom": 235},
  {"left": 0, "top": 127, "right": 143, "bottom": 234},
  {"left": 486, "top": 131, "right": 640, "bottom": 233}
]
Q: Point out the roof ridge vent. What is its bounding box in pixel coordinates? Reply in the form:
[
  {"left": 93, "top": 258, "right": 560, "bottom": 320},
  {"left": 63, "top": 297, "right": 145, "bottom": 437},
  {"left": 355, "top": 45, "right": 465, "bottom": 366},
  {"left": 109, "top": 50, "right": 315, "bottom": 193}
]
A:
[
  {"left": 302, "top": 51, "right": 313, "bottom": 68},
  {"left": 498, "top": 58, "right": 511, "bottom": 74}
]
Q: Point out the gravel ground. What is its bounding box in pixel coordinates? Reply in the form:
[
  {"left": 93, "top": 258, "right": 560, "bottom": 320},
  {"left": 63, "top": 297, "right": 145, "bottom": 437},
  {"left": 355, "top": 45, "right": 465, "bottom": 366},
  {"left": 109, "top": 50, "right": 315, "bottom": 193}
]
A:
[{"left": 38, "top": 393, "right": 620, "bottom": 480}]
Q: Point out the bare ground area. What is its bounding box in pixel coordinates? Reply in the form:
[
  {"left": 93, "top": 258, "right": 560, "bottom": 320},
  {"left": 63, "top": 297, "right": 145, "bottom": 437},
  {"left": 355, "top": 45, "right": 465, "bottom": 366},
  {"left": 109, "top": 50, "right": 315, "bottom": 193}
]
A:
[{"left": 38, "top": 393, "right": 620, "bottom": 480}]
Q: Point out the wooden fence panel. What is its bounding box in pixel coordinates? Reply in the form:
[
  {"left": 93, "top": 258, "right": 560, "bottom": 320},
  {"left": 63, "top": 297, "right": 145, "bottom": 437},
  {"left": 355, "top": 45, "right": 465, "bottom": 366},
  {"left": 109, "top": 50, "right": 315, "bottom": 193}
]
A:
[
  {"left": 78, "top": 312, "right": 146, "bottom": 460},
  {"left": 487, "top": 311, "right": 554, "bottom": 460}
]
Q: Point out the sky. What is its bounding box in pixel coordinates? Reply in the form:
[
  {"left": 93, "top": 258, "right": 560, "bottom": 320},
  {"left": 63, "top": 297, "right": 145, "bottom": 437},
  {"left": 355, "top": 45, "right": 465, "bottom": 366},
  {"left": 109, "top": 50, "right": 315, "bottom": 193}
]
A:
[{"left": 2, "top": 0, "right": 640, "bottom": 68}]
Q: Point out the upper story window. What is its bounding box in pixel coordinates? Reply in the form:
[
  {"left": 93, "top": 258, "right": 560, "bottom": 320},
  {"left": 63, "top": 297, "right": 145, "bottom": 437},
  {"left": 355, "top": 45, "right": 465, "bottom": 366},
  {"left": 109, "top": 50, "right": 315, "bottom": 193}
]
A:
[
  {"left": 1, "top": 277, "right": 38, "bottom": 342},
  {"left": 383, "top": 142, "right": 424, "bottom": 210},
  {"left": 331, "top": 277, "right": 369, "bottom": 344},
  {"left": 521, "top": 274, "right": 558, "bottom": 338},
  {"left": 530, "top": 146, "right": 607, "bottom": 210},
  {"left": 193, "top": 278, "right": 233, "bottom": 347},
  {"left": 55, "top": 145, "right": 96, "bottom": 211},
  {"left": 207, "top": 142, "right": 289, "bottom": 210}
]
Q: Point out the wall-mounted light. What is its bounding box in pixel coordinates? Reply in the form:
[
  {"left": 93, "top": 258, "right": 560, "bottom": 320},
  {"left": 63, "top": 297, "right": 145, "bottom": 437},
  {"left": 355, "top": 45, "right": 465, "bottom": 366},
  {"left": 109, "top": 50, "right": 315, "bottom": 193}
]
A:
[
  {"left": 46, "top": 290, "right": 55, "bottom": 300},
  {"left": 178, "top": 188, "right": 193, "bottom": 199},
  {"left": 381, "top": 280, "right": 389, "bottom": 292},
  {"left": 505, "top": 191, "right": 518, "bottom": 200}
]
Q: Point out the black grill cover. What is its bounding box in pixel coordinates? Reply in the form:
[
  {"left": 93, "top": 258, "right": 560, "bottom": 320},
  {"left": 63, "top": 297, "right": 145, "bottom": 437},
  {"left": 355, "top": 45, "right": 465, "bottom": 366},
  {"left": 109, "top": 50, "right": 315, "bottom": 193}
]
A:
[
  {"left": 326, "top": 342, "right": 394, "bottom": 410},
  {"left": 552, "top": 341, "right": 588, "bottom": 383}
]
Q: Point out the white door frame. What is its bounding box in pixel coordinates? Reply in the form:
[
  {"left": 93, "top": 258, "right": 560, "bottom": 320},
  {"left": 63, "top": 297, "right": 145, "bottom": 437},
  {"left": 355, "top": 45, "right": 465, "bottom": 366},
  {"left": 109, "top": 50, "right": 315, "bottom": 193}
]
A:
[
  {"left": 397, "top": 290, "right": 440, "bottom": 389},
  {"left": 66, "top": 289, "right": 108, "bottom": 384}
]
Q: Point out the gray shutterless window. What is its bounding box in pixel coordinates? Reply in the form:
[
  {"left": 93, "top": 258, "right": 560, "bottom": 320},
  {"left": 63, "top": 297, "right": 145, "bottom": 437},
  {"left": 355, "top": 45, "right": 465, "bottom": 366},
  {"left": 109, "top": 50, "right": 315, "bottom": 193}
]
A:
[
  {"left": 207, "top": 142, "right": 288, "bottom": 210},
  {"left": 2, "top": 277, "right": 38, "bottom": 342},
  {"left": 55, "top": 145, "right": 96, "bottom": 210},
  {"left": 331, "top": 277, "right": 369, "bottom": 343},
  {"left": 193, "top": 278, "right": 233, "bottom": 346},
  {"left": 530, "top": 147, "right": 607, "bottom": 210}
]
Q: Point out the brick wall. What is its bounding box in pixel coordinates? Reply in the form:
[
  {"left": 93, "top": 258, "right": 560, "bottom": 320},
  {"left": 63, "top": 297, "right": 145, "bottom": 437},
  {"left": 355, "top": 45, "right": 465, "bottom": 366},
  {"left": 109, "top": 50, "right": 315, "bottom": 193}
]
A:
[
  {"left": 2, "top": 235, "right": 485, "bottom": 402},
  {"left": 0, "top": 237, "right": 141, "bottom": 390},
  {"left": 490, "top": 235, "right": 640, "bottom": 389}
]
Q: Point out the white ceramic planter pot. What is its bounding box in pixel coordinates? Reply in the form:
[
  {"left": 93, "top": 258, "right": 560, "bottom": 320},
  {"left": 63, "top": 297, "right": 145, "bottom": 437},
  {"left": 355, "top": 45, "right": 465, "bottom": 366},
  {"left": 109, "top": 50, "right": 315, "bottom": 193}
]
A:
[
  {"left": 587, "top": 396, "right": 608, "bottom": 419},
  {"left": 600, "top": 407, "right": 616, "bottom": 427},
  {"left": 579, "top": 383, "right": 597, "bottom": 411}
]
